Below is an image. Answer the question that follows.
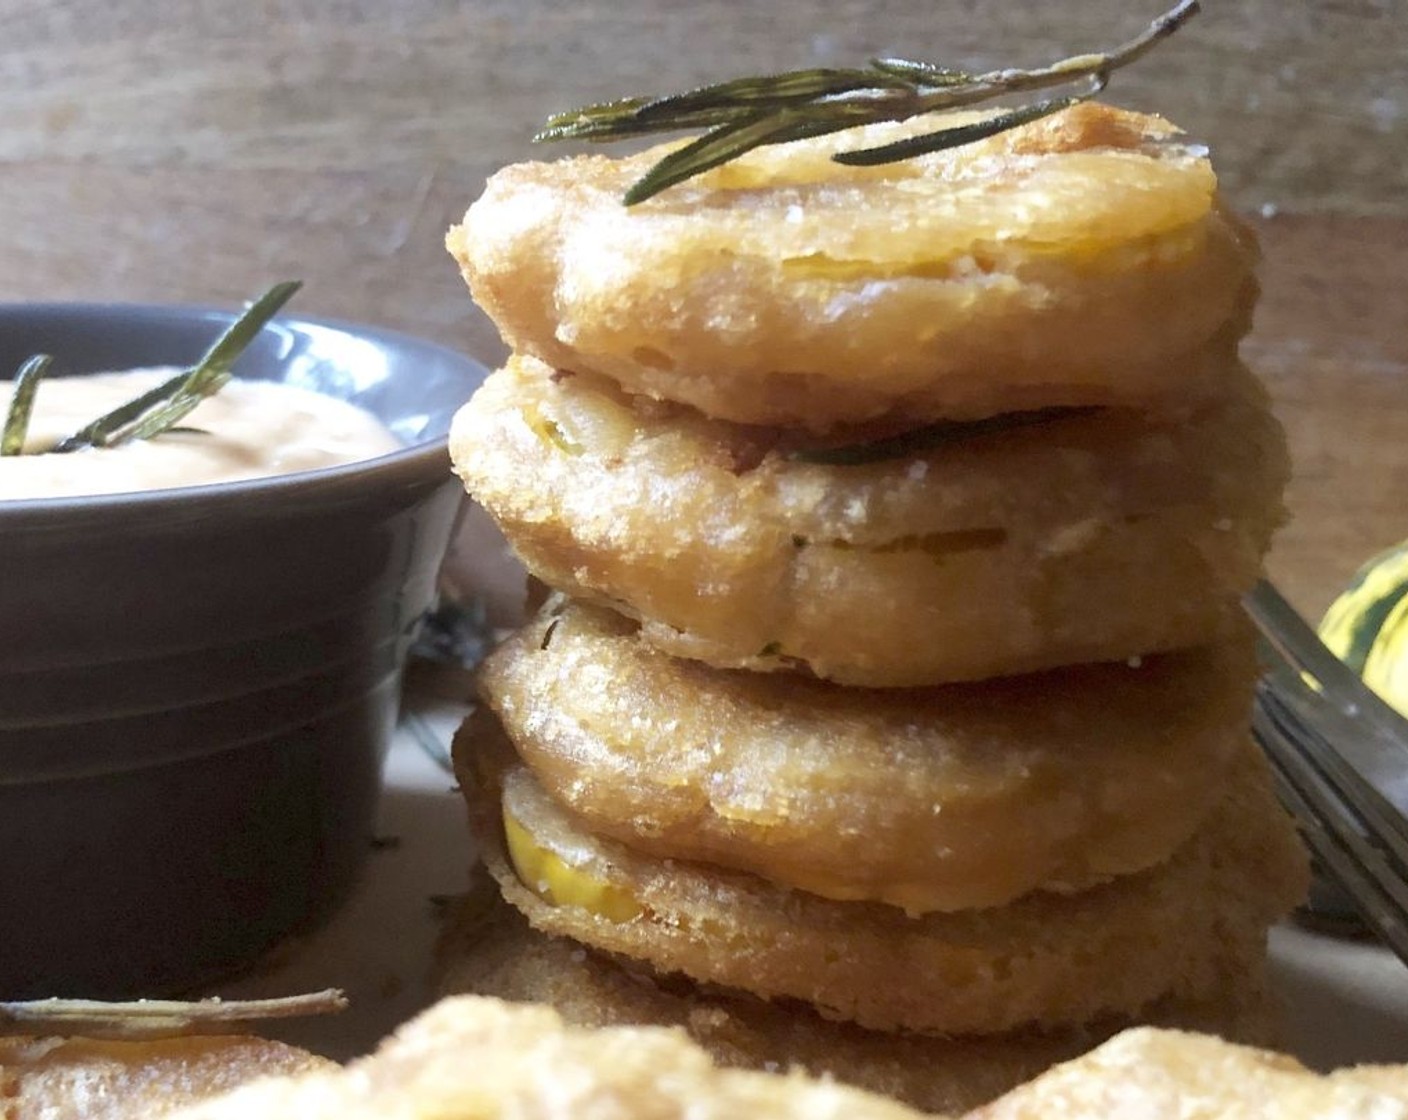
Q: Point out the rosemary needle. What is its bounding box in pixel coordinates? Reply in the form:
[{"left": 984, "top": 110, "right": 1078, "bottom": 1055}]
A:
[
  {"left": 1, "top": 354, "right": 51, "bottom": 456},
  {"left": 536, "top": 0, "right": 1199, "bottom": 203},
  {"left": 790, "top": 407, "right": 1101, "bottom": 466},
  {"left": 0, "top": 989, "right": 347, "bottom": 1041},
  {"left": 49, "top": 280, "right": 302, "bottom": 454}
]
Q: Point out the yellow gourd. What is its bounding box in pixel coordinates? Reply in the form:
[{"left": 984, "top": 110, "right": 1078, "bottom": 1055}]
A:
[{"left": 1318, "top": 541, "right": 1408, "bottom": 717}]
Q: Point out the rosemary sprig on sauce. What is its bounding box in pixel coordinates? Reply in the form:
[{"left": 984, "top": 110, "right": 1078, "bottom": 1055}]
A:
[
  {"left": 536, "top": 0, "right": 1198, "bottom": 204},
  {"left": 49, "top": 280, "right": 302, "bottom": 454},
  {"left": 0, "top": 989, "right": 346, "bottom": 1041},
  {"left": 0, "top": 354, "right": 52, "bottom": 456}
]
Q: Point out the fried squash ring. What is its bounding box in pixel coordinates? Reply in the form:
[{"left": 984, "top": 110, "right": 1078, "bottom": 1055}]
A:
[
  {"left": 434, "top": 869, "right": 1278, "bottom": 1118},
  {"left": 175, "top": 995, "right": 929, "bottom": 1120},
  {"left": 0, "top": 1034, "right": 331, "bottom": 1119},
  {"left": 974, "top": 1027, "right": 1408, "bottom": 1120},
  {"left": 477, "top": 600, "right": 1255, "bottom": 914},
  {"left": 459, "top": 736, "right": 1306, "bottom": 1036},
  {"left": 449, "top": 103, "right": 1258, "bottom": 431},
  {"left": 450, "top": 354, "right": 1286, "bottom": 686}
]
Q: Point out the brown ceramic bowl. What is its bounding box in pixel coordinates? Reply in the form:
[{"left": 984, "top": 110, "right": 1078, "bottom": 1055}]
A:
[{"left": 0, "top": 303, "right": 485, "bottom": 998}]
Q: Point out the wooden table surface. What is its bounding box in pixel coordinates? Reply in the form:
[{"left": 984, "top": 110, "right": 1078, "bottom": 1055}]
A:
[
  {"left": 1249, "top": 213, "right": 1406, "bottom": 616},
  {"left": 0, "top": 1, "right": 1405, "bottom": 1081},
  {"left": 1, "top": 0, "right": 1404, "bottom": 616}
]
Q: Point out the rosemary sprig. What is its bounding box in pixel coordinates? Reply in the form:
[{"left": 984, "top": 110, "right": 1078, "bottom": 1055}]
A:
[
  {"left": 1, "top": 354, "right": 51, "bottom": 456},
  {"left": 790, "top": 406, "right": 1100, "bottom": 466},
  {"left": 536, "top": 0, "right": 1198, "bottom": 203},
  {"left": 0, "top": 989, "right": 347, "bottom": 1041},
  {"left": 48, "top": 280, "right": 302, "bottom": 454}
]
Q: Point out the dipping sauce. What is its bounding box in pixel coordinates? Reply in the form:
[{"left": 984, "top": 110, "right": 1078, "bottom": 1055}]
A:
[{"left": 0, "top": 369, "right": 403, "bottom": 500}]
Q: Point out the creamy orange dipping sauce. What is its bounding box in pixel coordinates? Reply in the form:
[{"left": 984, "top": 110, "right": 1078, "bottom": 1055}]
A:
[{"left": 0, "top": 369, "right": 403, "bottom": 499}]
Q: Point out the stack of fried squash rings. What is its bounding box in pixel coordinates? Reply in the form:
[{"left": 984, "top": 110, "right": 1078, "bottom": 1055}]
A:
[{"left": 441, "top": 102, "right": 1310, "bottom": 1115}]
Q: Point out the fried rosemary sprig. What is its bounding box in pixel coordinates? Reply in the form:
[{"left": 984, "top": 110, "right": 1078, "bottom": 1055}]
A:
[
  {"left": 536, "top": 0, "right": 1198, "bottom": 204},
  {"left": 789, "top": 406, "right": 1101, "bottom": 466},
  {"left": 0, "top": 989, "right": 347, "bottom": 1041},
  {"left": 49, "top": 280, "right": 302, "bottom": 454}
]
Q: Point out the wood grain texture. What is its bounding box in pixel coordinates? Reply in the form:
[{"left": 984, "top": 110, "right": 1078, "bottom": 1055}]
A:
[
  {"left": 1, "top": 0, "right": 1404, "bottom": 210},
  {"left": 1249, "top": 213, "right": 1408, "bottom": 617},
  {"left": 0, "top": 0, "right": 1403, "bottom": 616}
]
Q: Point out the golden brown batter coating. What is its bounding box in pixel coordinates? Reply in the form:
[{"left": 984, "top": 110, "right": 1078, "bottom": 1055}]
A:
[
  {"left": 434, "top": 871, "right": 1280, "bottom": 1117},
  {"left": 969, "top": 1026, "right": 1408, "bottom": 1119},
  {"left": 169, "top": 996, "right": 925, "bottom": 1120},
  {"left": 0, "top": 1034, "right": 331, "bottom": 1120},
  {"left": 477, "top": 600, "right": 1257, "bottom": 913},
  {"left": 160, "top": 998, "right": 1408, "bottom": 1120},
  {"left": 459, "top": 738, "right": 1306, "bottom": 1037},
  {"left": 450, "top": 354, "right": 1287, "bottom": 686},
  {"left": 450, "top": 103, "right": 1258, "bottom": 432}
]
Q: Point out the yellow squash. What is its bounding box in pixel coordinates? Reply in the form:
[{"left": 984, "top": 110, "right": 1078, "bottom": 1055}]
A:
[{"left": 503, "top": 807, "right": 643, "bottom": 924}]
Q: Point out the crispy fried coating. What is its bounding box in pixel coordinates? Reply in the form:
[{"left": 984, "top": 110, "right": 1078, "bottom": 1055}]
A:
[
  {"left": 969, "top": 1026, "right": 1408, "bottom": 1119},
  {"left": 477, "top": 600, "right": 1257, "bottom": 913},
  {"left": 459, "top": 739, "right": 1306, "bottom": 1037},
  {"left": 167, "top": 996, "right": 926, "bottom": 1120},
  {"left": 450, "top": 354, "right": 1287, "bottom": 686},
  {"left": 0, "top": 1034, "right": 330, "bottom": 1119},
  {"left": 158, "top": 999, "right": 1408, "bottom": 1120},
  {"left": 434, "top": 870, "right": 1280, "bottom": 1117},
  {"left": 449, "top": 102, "right": 1257, "bottom": 432}
]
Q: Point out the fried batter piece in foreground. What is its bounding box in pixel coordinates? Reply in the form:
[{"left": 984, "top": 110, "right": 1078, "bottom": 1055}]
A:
[
  {"left": 0, "top": 1033, "right": 331, "bottom": 1120},
  {"left": 462, "top": 740, "right": 1306, "bottom": 1036},
  {"left": 169, "top": 996, "right": 924, "bottom": 1120},
  {"left": 450, "top": 102, "right": 1257, "bottom": 432},
  {"left": 163, "top": 1001, "right": 1408, "bottom": 1120},
  {"left": 969, "top": 1026, "right": 1408, "bottom": 1120},
  {"left": 477, "top": 600, "right": 1256, "bottom": 913},
  {"left": 434, "top": 871, "right": 1279, "bottom": 1117},
  {"left": 451, "top": 354, "right": 1287, "bottom": 686}
]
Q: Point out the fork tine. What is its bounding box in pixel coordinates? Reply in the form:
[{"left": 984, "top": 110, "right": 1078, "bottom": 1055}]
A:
[
  {"left": 1248, "top": 580, "right": 1408, "bottom": 829},
  {"left": 1246, "top": 580, "right": 1354, "bottom": 690},
  {"left": 1259, "top": 721, "right": 1408, "bottom": 966},
  {"left": 1257, "top": 687, "right": 1408, "bottom": 904},
  {"left": 1247, "top": 579, "right": 1408, "bottom": 759},
  {"left": 1257, "top": 681, "right": 1408, "bottom": 872},
  {"left": 1246, "top": 578, "right": 1408, "bottom": 968}
]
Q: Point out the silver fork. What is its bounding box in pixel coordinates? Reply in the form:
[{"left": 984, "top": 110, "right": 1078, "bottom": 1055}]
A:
[{"left": 1245, "top": 579, "right": 1408, "bottom": 967}]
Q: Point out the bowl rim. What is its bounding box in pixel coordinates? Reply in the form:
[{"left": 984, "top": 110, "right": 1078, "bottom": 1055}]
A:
[{"left": 0, "top": 300, "right": 486, "bottom": 523}]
